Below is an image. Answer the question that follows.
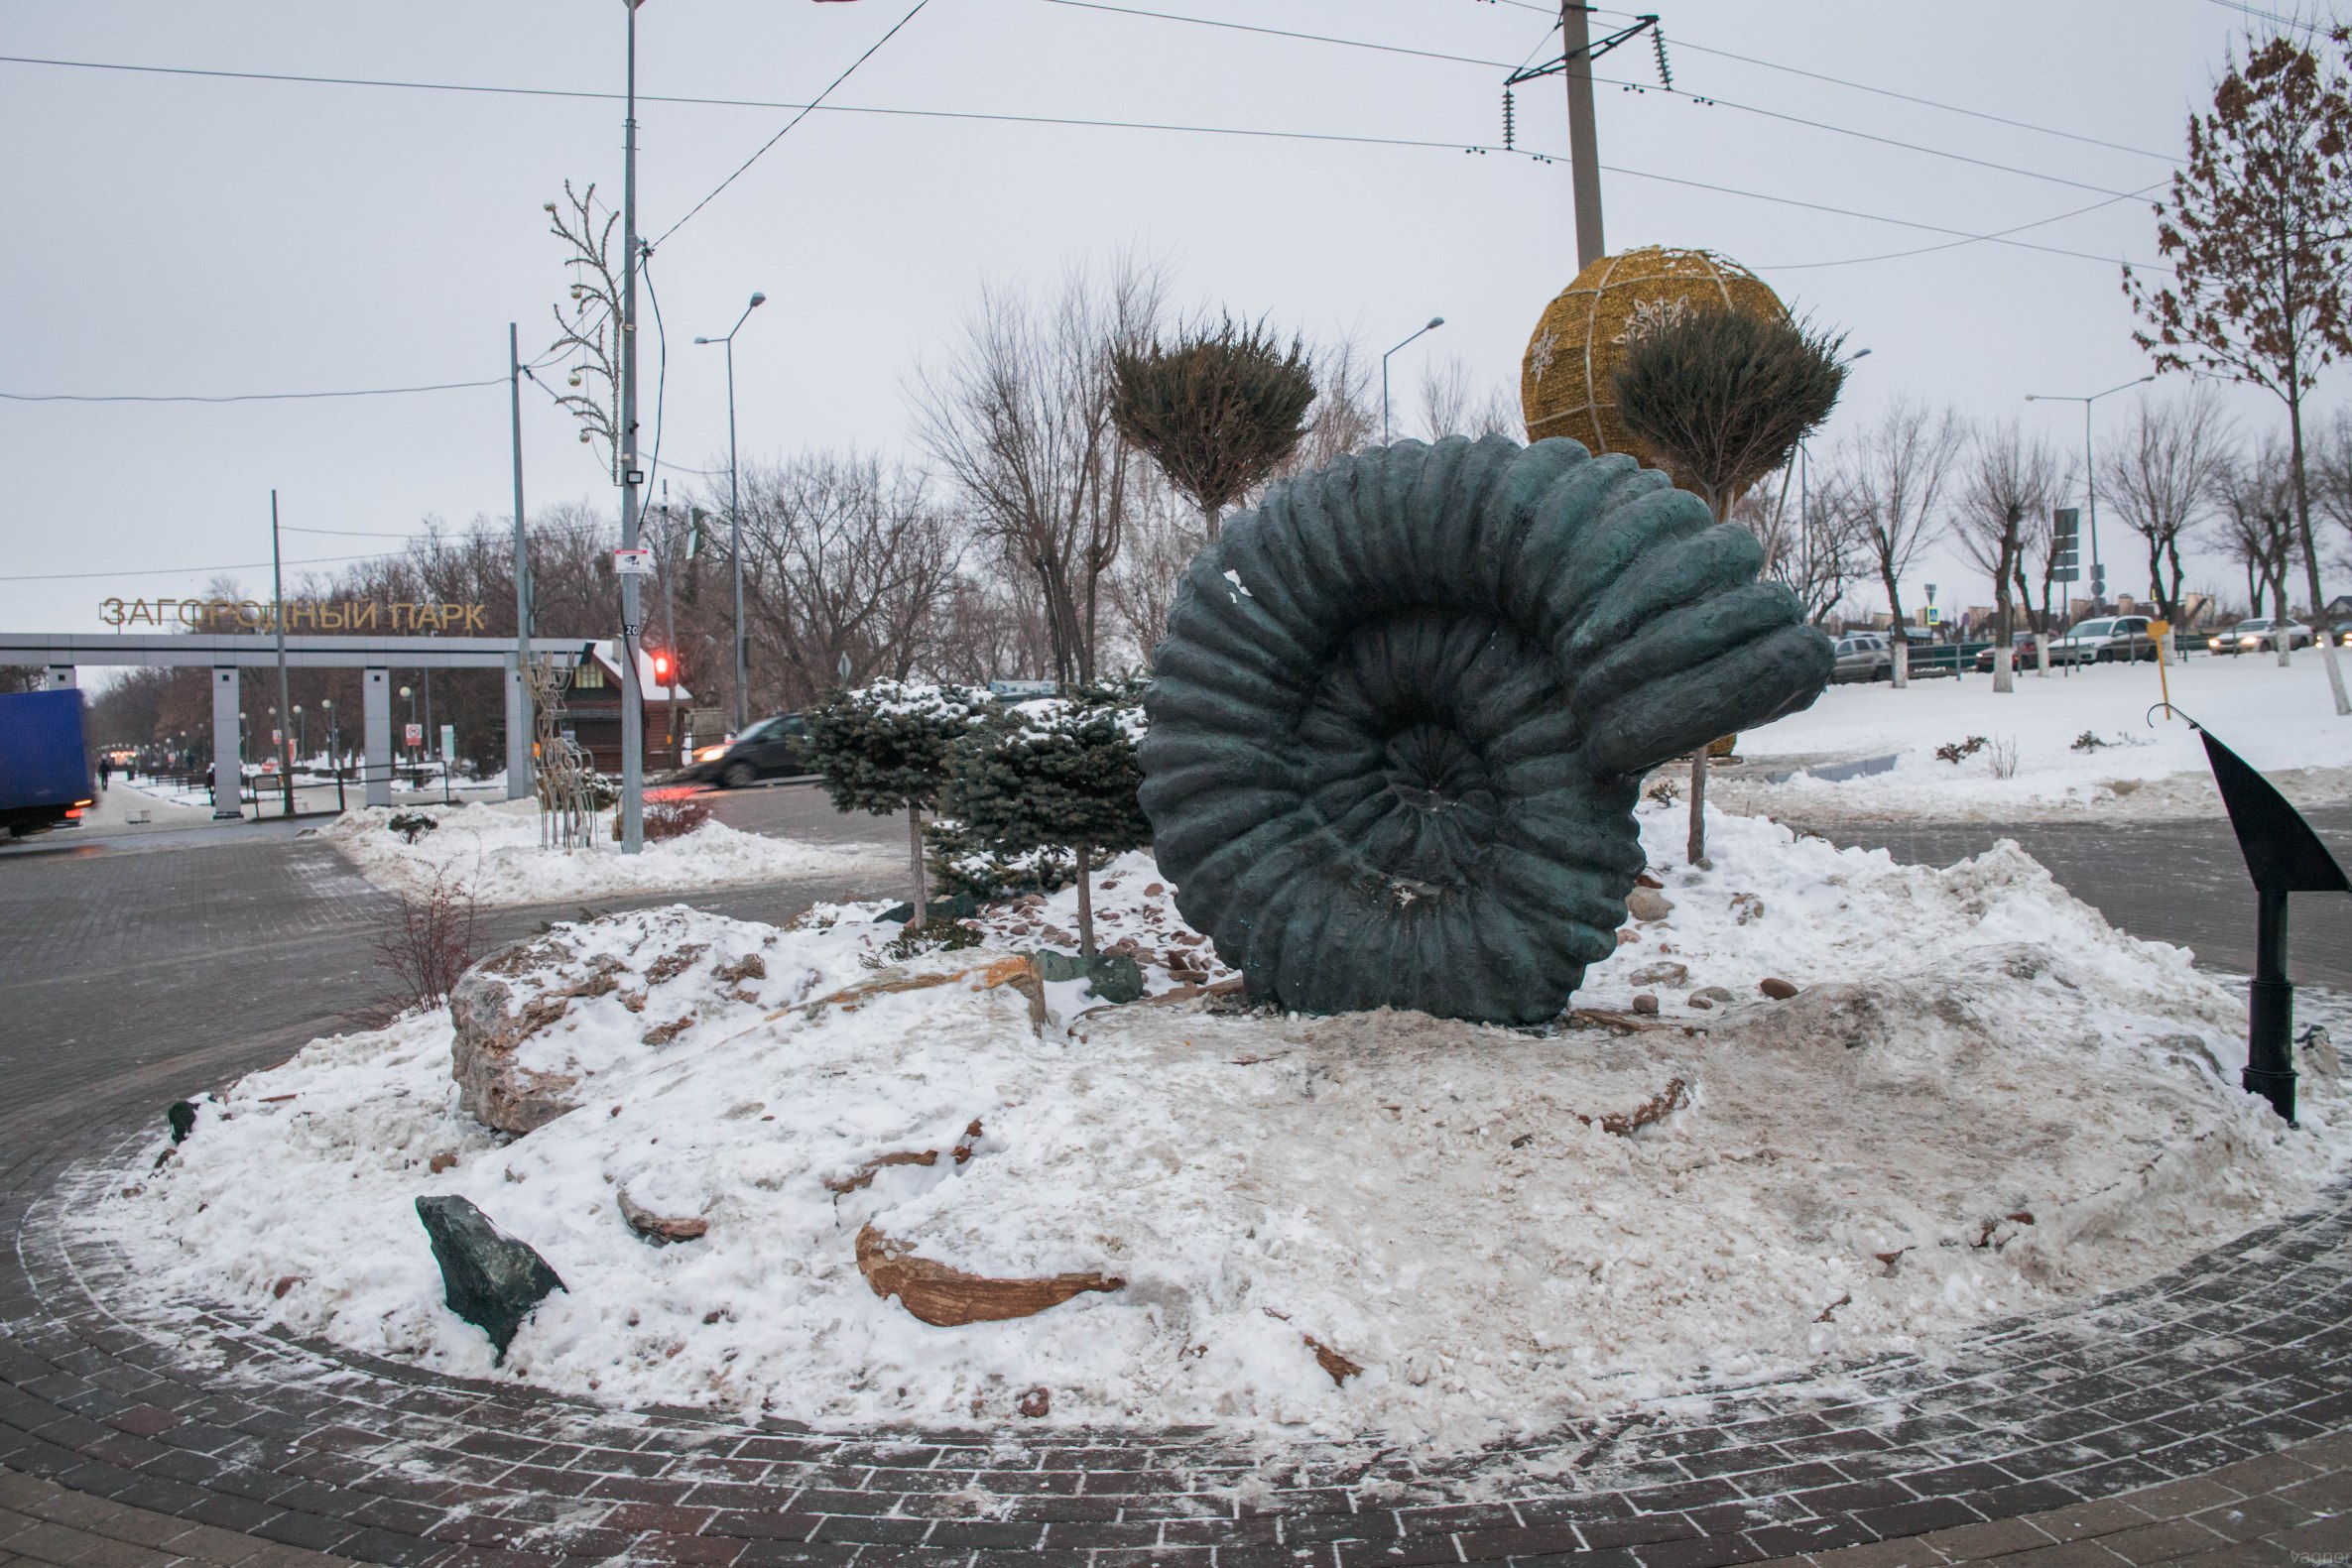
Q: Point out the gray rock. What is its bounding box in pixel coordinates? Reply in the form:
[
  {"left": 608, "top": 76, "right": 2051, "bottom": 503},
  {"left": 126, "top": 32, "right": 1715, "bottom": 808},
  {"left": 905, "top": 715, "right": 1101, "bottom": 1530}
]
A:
[
  {"left": 166, "top": 1101, "right": 198, "bottom": 1144},
  {"left": 1086, "top": 954, "right": 1146, "bottom": 1005},
  {"left": 1626, "top": 889, "right": 1674, "bottom": 923},
  {"left": 415, "top": 1195, "right": 565, "bottom": 1362},
  {"left": 881, "top": 893, "right": 981, "bottom": 924},
  {"left": 1031, "top": 950, "right": 1146, "bottom": 1005},
  {"left": 1628, "top": 960, "right": 1688, "bottom": 987},
  {"left": 1687, "top": 985, "right": 1736, "bottom": 1010},
  {"left": 1136, "top": 434, "right": 1831, "bottom": 1025},
  {"left": 448, "top": 942, "right": 593, "bottom": 1134}
]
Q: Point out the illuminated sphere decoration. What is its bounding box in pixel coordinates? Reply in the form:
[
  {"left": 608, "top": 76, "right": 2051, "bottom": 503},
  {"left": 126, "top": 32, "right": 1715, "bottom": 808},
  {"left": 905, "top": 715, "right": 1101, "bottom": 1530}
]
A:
[{"left": 1520, "top": 246, "right": 1787, "bottom": 479}]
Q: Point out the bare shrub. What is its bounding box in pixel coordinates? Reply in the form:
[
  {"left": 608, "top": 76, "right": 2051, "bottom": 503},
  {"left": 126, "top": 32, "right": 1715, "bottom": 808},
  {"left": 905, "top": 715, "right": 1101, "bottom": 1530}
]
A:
[
  {"left": 374, "top": 869, "right": 480, "bottom": 1013},
  {"left": 644, "top": 796, "right": 712, "bottom": 843},
  {"left": 1987, "top": 736, "right": 2021, "bottom": 779}
]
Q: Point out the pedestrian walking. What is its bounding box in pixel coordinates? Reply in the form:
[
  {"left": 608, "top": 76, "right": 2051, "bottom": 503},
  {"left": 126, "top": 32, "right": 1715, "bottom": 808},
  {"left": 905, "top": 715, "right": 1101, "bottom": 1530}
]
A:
[{"left": 98, "top": 755, "right": 111, "bottom": 791}]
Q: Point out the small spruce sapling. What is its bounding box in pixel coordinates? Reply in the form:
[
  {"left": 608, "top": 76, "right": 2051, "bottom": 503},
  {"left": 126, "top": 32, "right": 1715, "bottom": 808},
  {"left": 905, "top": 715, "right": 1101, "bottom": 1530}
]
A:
[
  {"left": 802, "top": 681, "right": 989, "bottom": 929},
  {"left": 942, "top": 683, "right": 1151, "bottom": 957}
]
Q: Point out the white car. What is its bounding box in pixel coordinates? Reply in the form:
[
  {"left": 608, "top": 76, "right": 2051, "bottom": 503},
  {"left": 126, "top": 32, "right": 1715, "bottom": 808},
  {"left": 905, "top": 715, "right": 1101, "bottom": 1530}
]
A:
[
  {"left": 2055, "top": 616, "right": 2157, "bottom": 664},
  {"left": 2208, "top": 618, "right": 2312, "bottom": 655}
]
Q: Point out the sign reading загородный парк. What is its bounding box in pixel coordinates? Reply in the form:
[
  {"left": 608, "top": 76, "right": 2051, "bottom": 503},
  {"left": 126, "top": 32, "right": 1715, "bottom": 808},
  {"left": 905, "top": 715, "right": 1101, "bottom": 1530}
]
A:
[{"left": 98, "top": 598, "right": 491, "bottom": 632}]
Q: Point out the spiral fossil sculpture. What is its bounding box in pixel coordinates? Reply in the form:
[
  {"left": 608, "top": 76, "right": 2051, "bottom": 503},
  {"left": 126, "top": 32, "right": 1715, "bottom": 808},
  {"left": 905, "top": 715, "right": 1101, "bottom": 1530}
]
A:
[{"left": 1137, "top": 434, "right": 1833, "bottom": 1025}]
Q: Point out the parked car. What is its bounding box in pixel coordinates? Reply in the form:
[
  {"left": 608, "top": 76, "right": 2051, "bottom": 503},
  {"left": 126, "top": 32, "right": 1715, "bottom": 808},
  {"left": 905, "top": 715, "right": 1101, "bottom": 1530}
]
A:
[
  {"left": 1973, "top": 631, "right": 2042, "bottom": 673},
  {"left": 2054, "top": 615, "right": 2158, "bottom": 664},
  {"left": 1829, "top": 633, "right": 1892, "bottom": 683},
  {"left": 678, "top": 712, "right": 811, "bottom": 787},
  {"left": 2207, "top": 617, "right": 2313, "bottom": 655}
]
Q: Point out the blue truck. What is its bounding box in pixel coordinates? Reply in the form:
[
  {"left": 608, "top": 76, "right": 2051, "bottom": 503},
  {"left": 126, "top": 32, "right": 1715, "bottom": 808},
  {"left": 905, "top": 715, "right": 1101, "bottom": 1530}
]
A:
[{"left": 0, "top": 689, "right": 95, "bottom": 839}]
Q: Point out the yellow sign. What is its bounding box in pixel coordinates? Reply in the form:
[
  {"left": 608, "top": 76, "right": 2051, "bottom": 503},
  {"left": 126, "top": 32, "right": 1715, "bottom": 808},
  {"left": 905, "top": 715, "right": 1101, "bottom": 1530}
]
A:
[{"left": 99, "top": 597, "right": 489, "bottom": 633}]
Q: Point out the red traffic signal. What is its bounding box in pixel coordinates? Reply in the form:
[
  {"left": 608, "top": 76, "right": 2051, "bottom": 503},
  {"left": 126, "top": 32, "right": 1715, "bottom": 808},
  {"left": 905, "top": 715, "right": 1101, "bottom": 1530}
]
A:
[{"left": 651, "top": 651, "right": 673, "bottom": 681}]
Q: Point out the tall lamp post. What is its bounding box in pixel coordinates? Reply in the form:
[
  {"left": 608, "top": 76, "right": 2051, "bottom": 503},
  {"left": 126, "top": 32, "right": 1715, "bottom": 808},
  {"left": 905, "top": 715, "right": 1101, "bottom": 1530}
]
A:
[
  {"left": 2025, "top": 375, "right": 2152, "bottom": 613},
  {"left": 1381, "top": 317, "right": 1444, "bottom": 445},
  {"left": 694, "top": 290, "right": 767, "bottom": 735}
]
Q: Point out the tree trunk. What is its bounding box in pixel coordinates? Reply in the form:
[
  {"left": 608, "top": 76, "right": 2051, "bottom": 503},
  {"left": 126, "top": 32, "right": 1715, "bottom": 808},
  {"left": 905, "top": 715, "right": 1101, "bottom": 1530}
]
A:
[
  {"left": 1883, "top": 568, "right": 1910, "bottom": 687},
  {"left": 2290, "top": 382, "right": 2351, "bottom": 712},
  {"left": 1685, "top": 749, "right": 1708, "bottom": 866},
  {"left": 1203, "top": 501, "right": 1221, "bottom": 544},
  {"left": 1074, "top": 843, "right": 1095, "bottom": 957},
  {"left": 906, "top": 807, "right": 928, "bottom": 930},
  {"left": 1992, "top": 541, "right": 2016, "bottom": 695}
]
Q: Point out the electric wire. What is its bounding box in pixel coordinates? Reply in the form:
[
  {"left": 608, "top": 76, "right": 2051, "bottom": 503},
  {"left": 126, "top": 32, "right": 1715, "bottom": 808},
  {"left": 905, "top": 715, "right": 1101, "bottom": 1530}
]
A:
[
  {"left": 0, "top": 377, "right": 505, "bottom": 404},
  {"left": 1050, "top": 0, "right": 2150, "bottom": 199},
  {"left": 0, "top": 55, "right": 2167, "bottom": 273},
  {"left": 1468, "top": 0, "right": 2176, "bottom": 162},
  {"left": 649, "top": 0, "right": 932, "bottom": 247},
  {"left": 1753, "top": 181, "right": 2167, "bottom": 271}
]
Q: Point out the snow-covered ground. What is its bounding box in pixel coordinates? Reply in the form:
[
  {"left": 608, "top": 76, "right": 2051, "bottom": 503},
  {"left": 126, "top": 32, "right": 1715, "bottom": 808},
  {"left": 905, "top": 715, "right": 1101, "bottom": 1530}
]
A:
[
  {"left": 91, "top": 804, "right": 2351, "bottom": 1445},
  {"left": 1716, "top": 651, "right": 2352, "bottom": 823},
  {"left": 327, "top": 798, "right": 890, "bottom": 906}
]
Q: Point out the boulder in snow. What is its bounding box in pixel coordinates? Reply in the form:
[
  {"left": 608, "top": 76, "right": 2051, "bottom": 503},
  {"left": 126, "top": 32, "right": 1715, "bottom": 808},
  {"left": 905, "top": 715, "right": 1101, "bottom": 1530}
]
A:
[
  {"left": 618, "top": 1189, "right": 709, "bottom": 1245},
  {"left": 414, "top": 1194, "right": 564, "bottom": 1362},
  {"left": 1627, "top": 889, "right": 1674, "bottom": 923}
]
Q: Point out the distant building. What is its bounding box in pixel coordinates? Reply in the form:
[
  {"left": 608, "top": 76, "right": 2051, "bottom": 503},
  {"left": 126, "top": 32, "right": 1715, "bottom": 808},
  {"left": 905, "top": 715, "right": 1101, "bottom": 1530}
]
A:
[{"left": 546, "top": 641, "right": 691, "bottom": 775}]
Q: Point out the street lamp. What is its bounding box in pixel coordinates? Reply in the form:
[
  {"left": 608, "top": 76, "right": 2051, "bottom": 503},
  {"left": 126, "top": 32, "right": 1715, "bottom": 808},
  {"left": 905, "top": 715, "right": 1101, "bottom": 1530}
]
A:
[
  {"left": 320, "top": 698, "right": 334, "bottom": 768},
  {"left": 2026, "top": 375, "right": 2153, "bottom": 611},
  {"left": 400, "top": 685, "right": 416, "bottom": 758},
  {"left": 695, "top": 290, "right": 767, "bottom": 734},
  {"left": 1381, "top": 316, "right": 1444, "bottom": 445},
  {"left": 293, "top": 704, "right": 305, "bottom": 766}
]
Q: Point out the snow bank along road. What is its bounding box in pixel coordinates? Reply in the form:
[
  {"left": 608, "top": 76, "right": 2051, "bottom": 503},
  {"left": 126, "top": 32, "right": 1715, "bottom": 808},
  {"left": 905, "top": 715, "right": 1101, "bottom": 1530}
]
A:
[{"left": 5, "top": 800, "right": 2352, "bottom": 1564}]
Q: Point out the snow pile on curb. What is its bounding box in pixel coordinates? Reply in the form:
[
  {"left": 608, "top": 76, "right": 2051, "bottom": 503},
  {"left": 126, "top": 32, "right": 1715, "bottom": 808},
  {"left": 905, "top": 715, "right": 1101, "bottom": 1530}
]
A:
[
  {"left": 1719, "top": 655, "right": 2352, "bottom": 822},
  {"left": 327, "top": 798, "right": 888, "bottom": 905},
  {"left": 93, "top": 806, "right": 2352, "bottom": 1444}
]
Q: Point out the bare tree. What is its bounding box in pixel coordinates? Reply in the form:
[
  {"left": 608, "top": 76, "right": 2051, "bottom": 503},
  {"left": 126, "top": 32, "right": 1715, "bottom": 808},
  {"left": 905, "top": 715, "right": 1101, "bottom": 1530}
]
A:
[
  {"left": 914, "top": 259, "right": 1164, "bottom": 683},
  {"left": 1954, "top": 420, "right": 2066, "bottom": 689},
  {"left": 2212, "top": 436, "right": 2302, "bottom": 652},
  {"left": 1839, "top": 400, "right": 1966, "bottom": 685},
  {"left": 1734, "top": 455, "right": 1866, "bottom": 627},
  {"left": 1277, "top": 339, "right": 1379, "bottom": 477},
  {"left": 733, "top": 452, "right": 964, "bottom": 711},
  {"left": 1102, "top": 462, "right": 1203, "bottom": 669},
  {"left": 1418, "top": 357, "right": 1519, "bottom": 441},
  {"left": 2098, "top": 387, "right": 2231, "bottom": 629}
]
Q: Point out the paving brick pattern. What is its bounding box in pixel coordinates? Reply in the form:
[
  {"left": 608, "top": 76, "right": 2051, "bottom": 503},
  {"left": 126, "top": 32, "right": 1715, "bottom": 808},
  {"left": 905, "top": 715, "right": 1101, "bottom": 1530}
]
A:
[{"left": 5, "top": 819, "right": 2352, "bottom": 1564}]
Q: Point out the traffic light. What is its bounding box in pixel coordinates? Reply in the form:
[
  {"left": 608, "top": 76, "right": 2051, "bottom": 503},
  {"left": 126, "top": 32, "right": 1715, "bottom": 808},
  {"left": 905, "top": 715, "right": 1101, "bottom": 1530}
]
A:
[{"left": 651, "top": 650, "right": 673, "bottom": 683}]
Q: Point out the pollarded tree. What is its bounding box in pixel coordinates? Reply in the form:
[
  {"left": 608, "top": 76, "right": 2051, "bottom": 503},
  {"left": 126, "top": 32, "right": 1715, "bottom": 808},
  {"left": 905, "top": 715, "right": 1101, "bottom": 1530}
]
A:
[
  {"left": 2125, "top": 27, "right": 2352, "bottom": 713},
  {"left": 941, "top": 682, "right": 1150, "bottom": 957},
  {"left": 1109, "top": 314, "right": 1316, "bottom": 542},
  {"left": 1954, "top": 420, "right": 2067, "bottom": 690},
  {"left": 2098, "top": 387, "right": 2231, "bottom": 631},
  {"left": 1611, "top": 305, "right": 1849, "bottom": 522},
  {"left": 802, "top": 680, "right": 990, "bottom": 928}
]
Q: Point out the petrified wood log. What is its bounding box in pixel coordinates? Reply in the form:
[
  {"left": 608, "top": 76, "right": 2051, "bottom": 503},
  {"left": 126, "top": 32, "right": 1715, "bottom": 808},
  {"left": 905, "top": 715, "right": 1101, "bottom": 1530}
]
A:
[{"left": 855, "top": 1224, "right": 1123, "bottom": 1326}]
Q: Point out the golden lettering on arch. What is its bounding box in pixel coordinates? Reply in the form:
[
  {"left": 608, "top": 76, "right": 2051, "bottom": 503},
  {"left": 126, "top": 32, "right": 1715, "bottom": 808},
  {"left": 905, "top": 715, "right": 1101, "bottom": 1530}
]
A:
[
  {"left": 99, "top": 598, "right": 126, "bottom": 627},
  {"left": 90, "top": 594, "right": 490, "bottom": 633}
]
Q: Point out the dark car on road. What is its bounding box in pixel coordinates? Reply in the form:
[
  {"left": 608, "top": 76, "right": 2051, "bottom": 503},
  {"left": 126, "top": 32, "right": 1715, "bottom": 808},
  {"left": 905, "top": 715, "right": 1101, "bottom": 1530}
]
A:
[
  {"left": 1973, "top": 631, "right": 2042, "bottom": 672},
  {"left": 679, "top": 713, "right": 811, "bottom": 788}
]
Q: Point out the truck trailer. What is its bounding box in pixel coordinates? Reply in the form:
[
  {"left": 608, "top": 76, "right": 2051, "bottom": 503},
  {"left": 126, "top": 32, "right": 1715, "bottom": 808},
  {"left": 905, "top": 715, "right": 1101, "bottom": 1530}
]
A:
[{"left": 0, "top": 689, "right": 95, "bottom": 838}]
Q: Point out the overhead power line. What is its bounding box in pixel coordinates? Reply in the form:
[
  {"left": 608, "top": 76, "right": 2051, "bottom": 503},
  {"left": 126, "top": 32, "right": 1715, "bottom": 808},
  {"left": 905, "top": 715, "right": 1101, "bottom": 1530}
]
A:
[
  {"left": 1468, "top": 0, "right": 2175, "bottom": 162},
  {"left": 0, "top": 54, "right": 2167, "bottom": 274},
  {"left": 651, "top": 0, "right": 932, "bottom": 246},
  {"left": 1050, "top": 0, "right": 2149, "bottom": 200},
  {"left": 0, "top": 377, "right": 504, "bottom": 405},
  {"left": 1754, "top": 181, "right": 2168, "bottom": 271}
]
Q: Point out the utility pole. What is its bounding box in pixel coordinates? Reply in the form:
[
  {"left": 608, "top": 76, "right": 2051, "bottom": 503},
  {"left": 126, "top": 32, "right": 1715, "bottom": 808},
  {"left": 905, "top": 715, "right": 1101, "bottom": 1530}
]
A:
[
  {"left": 509, "top": 321, "right": 534, "bottom": 787},
  {"left": 617, "top": 0, "right": 646, "bottom": 854},
  {"left": 1561, "top": 2, "right": 1605, "bottom": 270},
  {"left": 269, "top": 491, "right": 296, "bottom": 818}
]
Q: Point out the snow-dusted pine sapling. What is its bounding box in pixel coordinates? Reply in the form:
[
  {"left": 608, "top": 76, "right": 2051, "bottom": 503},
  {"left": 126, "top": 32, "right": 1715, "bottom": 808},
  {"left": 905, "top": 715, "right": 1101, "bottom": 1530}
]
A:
[
  {"left": 802, "top": 681, "right": 989, "bottom": 929},
  {"left": 943, "top": 684, "right": 1151, "bottom": 957}
]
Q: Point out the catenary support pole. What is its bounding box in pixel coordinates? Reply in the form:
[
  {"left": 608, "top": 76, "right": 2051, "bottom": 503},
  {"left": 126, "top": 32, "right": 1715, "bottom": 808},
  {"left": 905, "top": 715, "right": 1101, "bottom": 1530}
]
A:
[
  {"left": 617, "top": 0, "right": 646, "bottom": 854},
  {"left": 509, "top": 322, "right": 535, "bottom": 801},
  {"left": 210, "top": 667, "right": 241, "bottom": 820},
  {"left": 1562, "top": 2, "right": 1605, "bottom": 270},
  {"left": 363, "top": 667, "right": 392, "bottom": 808},
  {"left": 269, "top": 491, "right": 296, "bottom": 817}
]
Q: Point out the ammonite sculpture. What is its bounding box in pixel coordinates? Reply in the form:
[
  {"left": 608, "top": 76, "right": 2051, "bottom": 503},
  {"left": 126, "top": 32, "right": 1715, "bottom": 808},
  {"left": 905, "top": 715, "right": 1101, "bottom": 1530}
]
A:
[{"left": 1138, "top": 434, "right": 1831, "bottom": 1025}]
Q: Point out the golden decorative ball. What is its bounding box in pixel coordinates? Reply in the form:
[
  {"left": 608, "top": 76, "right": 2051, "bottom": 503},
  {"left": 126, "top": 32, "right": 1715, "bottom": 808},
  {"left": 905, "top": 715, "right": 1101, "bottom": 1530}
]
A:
[{"left": 1520, "top": 246, "right": 1787, "bottom": 469}]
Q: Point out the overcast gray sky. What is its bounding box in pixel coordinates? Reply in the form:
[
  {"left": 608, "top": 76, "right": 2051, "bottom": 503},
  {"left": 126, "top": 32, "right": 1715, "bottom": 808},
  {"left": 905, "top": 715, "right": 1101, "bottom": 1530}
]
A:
[{"left": 0, "top": 0, "right": 2315, "bottom": 637}]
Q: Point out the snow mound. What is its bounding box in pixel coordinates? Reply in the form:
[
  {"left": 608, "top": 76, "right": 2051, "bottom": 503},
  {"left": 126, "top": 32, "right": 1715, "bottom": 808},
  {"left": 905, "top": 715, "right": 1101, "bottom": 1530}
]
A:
[
  {"left": 91, "top": 808, "right": 2352, "bottom": 1447},
  {"left": 327, "top": 797, "right": 888, "bottom": 905}
]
